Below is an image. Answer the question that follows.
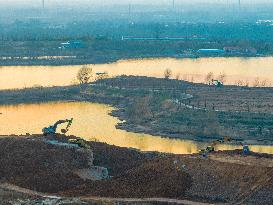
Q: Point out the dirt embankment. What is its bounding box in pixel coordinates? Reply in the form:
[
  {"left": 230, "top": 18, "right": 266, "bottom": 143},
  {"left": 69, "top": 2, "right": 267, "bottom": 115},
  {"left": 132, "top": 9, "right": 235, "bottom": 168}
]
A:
[
  {"left": 0, "top": 136, "right": 89, "bottom": 193},
  {"left": 0, "top": 135, "right": 272, "bottom": 204}
]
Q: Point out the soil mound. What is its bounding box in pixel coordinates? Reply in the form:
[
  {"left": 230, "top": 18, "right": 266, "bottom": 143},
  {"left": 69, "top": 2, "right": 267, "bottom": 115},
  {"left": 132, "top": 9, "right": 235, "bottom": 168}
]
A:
[
  {"left": 68, "top": 158, "right": 192, "bottom": 199},
  {"left": 0, "top": 136, "right": 192, "bottom": 200},
  {"left": 0, "top": 136, "right": 88, "bottom": 193}
]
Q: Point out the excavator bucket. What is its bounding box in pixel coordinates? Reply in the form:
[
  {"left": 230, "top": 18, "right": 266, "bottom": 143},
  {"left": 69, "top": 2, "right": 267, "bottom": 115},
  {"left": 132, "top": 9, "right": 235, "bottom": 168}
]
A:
[{"left": 61, "top": 129, "right": 67, "bottom": 134}]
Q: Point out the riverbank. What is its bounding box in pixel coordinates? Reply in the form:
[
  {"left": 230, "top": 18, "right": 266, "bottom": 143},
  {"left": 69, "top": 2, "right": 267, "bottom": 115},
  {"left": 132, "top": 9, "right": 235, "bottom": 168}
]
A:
[
  {"left": 0, "top": 134, "right": 272, "bottom": 204},
  {"left": 1, "top": 76, "right": 272, "bottom": 146},
  {"left": 0, "top": 55, "right": 266, "bottom": 67},
  {"left": 0, "top": 38, "right": 262, "bottom": 67}
]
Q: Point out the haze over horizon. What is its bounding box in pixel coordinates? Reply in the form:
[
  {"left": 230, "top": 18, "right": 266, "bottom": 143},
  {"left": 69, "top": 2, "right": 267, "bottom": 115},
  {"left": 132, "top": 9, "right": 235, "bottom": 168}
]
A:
[{"left": 3, "top": 0, "right": 273, "bottom": 7}]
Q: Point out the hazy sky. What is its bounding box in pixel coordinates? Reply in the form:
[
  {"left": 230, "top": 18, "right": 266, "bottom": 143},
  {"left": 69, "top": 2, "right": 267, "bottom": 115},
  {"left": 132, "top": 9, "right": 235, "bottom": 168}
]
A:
[{"left": 3, "top": 0, "right": 273, "bottom": 6}]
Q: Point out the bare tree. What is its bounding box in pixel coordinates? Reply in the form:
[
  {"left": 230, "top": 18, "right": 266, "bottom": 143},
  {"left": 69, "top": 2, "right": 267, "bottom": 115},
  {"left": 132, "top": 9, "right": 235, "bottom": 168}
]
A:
[
  {"left": 205, "top": 72, "right": 214, "bottom": 84},
  {"left": 236, "top": 80, "right": 243, "bottom": 86},
  {"left": 244, "top": 80, "right": 249, "bottom": 87},
  {"left": 253, "top": 77, "right": 261, "bottom": 87},
  {"left": 77, "top": 65, "right": 93, "bottom": 84},
  {"left": 260, "top": 79, "right": 268, "bottom": 87},
  {"left": 164, "top": 68, "right": 172, "bottom": 79},
  {"left": 175, "top": 73, "right": 180, "bottom": 80},
  {"left": 218, "top": 72, "right": 226, "bottom": 83}
]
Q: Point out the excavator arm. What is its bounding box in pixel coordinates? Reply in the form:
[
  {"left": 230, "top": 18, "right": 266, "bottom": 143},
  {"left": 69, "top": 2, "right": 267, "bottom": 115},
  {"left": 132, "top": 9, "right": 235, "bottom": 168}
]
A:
[{"left": 42, "top": 118, "right": 73, "bottom": 135}]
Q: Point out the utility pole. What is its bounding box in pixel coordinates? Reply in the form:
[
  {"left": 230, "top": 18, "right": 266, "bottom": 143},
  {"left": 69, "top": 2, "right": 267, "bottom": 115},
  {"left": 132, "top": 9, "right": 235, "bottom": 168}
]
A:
[
  {"left": 42, "top": 0, "right": 45, "bottom": 9},
  {"left": 129, "top": 3, "right": 131, "bottom": 16}
]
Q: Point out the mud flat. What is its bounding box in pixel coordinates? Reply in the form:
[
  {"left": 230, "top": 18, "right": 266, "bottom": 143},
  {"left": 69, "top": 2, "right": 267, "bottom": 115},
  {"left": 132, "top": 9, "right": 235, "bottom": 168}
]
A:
[{"left": 0, "top": 134, "right": 272, "bottom": 204}]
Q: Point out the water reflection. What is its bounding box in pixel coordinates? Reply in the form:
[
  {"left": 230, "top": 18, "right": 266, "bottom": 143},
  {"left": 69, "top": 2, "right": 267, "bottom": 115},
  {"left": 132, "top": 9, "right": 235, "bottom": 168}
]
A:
[
  {"left": 1, "top": 57, "right": 273, "bottom": 90},
  {"left": 0, "top": 102, "right": 272, "bottom": 154}
]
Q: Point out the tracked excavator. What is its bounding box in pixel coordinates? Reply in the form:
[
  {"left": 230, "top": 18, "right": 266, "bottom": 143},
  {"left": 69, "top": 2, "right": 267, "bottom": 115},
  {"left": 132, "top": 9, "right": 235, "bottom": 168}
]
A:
[
  {"left": 42, "top": 118, "right": 90, "bottom": 149},
  {"left": 42, "top": 118, "right": 73, "bottom": 135},
  {"left": 199, "top": 137, "right": 250, "bottom": 156}
]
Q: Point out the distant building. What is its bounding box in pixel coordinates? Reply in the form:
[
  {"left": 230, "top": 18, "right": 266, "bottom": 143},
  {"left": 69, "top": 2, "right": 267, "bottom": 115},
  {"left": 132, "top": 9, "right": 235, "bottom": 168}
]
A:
[
  {"left": 197, "top": 49, "right": 225, "bottom": 55},
  {"left": 224, "top": 46, "right": 257, "bottom": 55},
  {"left": 122, "top": 36, "right": 207, "bottom": 41},
  {"left": 245, "top": 47, "right": 257, "bottom": 55},
  {"left": 59, "top": 40, "right": 85, "bottom": 49},
  {"left": 224, "top": 46, "right": 242, "bottom": 54}
]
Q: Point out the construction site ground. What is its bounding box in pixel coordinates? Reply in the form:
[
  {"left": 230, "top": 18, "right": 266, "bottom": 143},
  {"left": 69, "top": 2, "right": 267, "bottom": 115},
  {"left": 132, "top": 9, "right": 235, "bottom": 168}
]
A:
[{"left": 0, "top": 134, "right": 272, "bottom": 205}]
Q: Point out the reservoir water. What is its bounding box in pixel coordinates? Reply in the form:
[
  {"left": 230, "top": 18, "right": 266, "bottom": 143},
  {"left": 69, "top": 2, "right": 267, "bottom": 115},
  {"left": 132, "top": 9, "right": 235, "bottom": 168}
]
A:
[
  {"left": 0, "top": 102, "right": 272, "bottom": 155},
  {"left": 1, "top": 57, "right": 273, "bottom": 90}
]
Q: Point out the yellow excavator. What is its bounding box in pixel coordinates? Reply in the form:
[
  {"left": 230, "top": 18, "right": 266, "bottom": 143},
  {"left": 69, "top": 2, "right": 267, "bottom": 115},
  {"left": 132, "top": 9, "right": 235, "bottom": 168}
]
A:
[
  {"left": 199, "top": 137, "right": 231, "bottom": 153},
  {"left": 199, "top": 137, "right": 249, "bottom": 156},
  {"left": 42, "top": 118, "right": 91, "bottom": 149},
  {"left": 68, "top": 138, "right": 91, "bottom": 149}
]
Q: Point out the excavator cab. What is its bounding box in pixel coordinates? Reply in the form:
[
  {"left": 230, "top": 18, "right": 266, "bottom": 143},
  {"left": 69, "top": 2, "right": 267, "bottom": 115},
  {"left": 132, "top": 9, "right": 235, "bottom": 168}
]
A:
[{"left": 206, "top": 146, "right": 215, "bottom": 152}]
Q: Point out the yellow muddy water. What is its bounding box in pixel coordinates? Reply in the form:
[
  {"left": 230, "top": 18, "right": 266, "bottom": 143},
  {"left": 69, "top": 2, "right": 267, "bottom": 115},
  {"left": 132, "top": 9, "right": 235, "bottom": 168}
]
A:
[
  {"left": 0, "top": 102, "right": 272, "bottom": 154},
  {"left": 1, "top": 57, "right": 273, "bottom": 90}
]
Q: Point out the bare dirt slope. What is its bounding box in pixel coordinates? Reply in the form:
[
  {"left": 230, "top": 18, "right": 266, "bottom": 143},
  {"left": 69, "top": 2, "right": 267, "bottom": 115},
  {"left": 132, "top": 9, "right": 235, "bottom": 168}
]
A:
[{"left": 0, "top": 135, "right": 272, "bottom": 204}]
